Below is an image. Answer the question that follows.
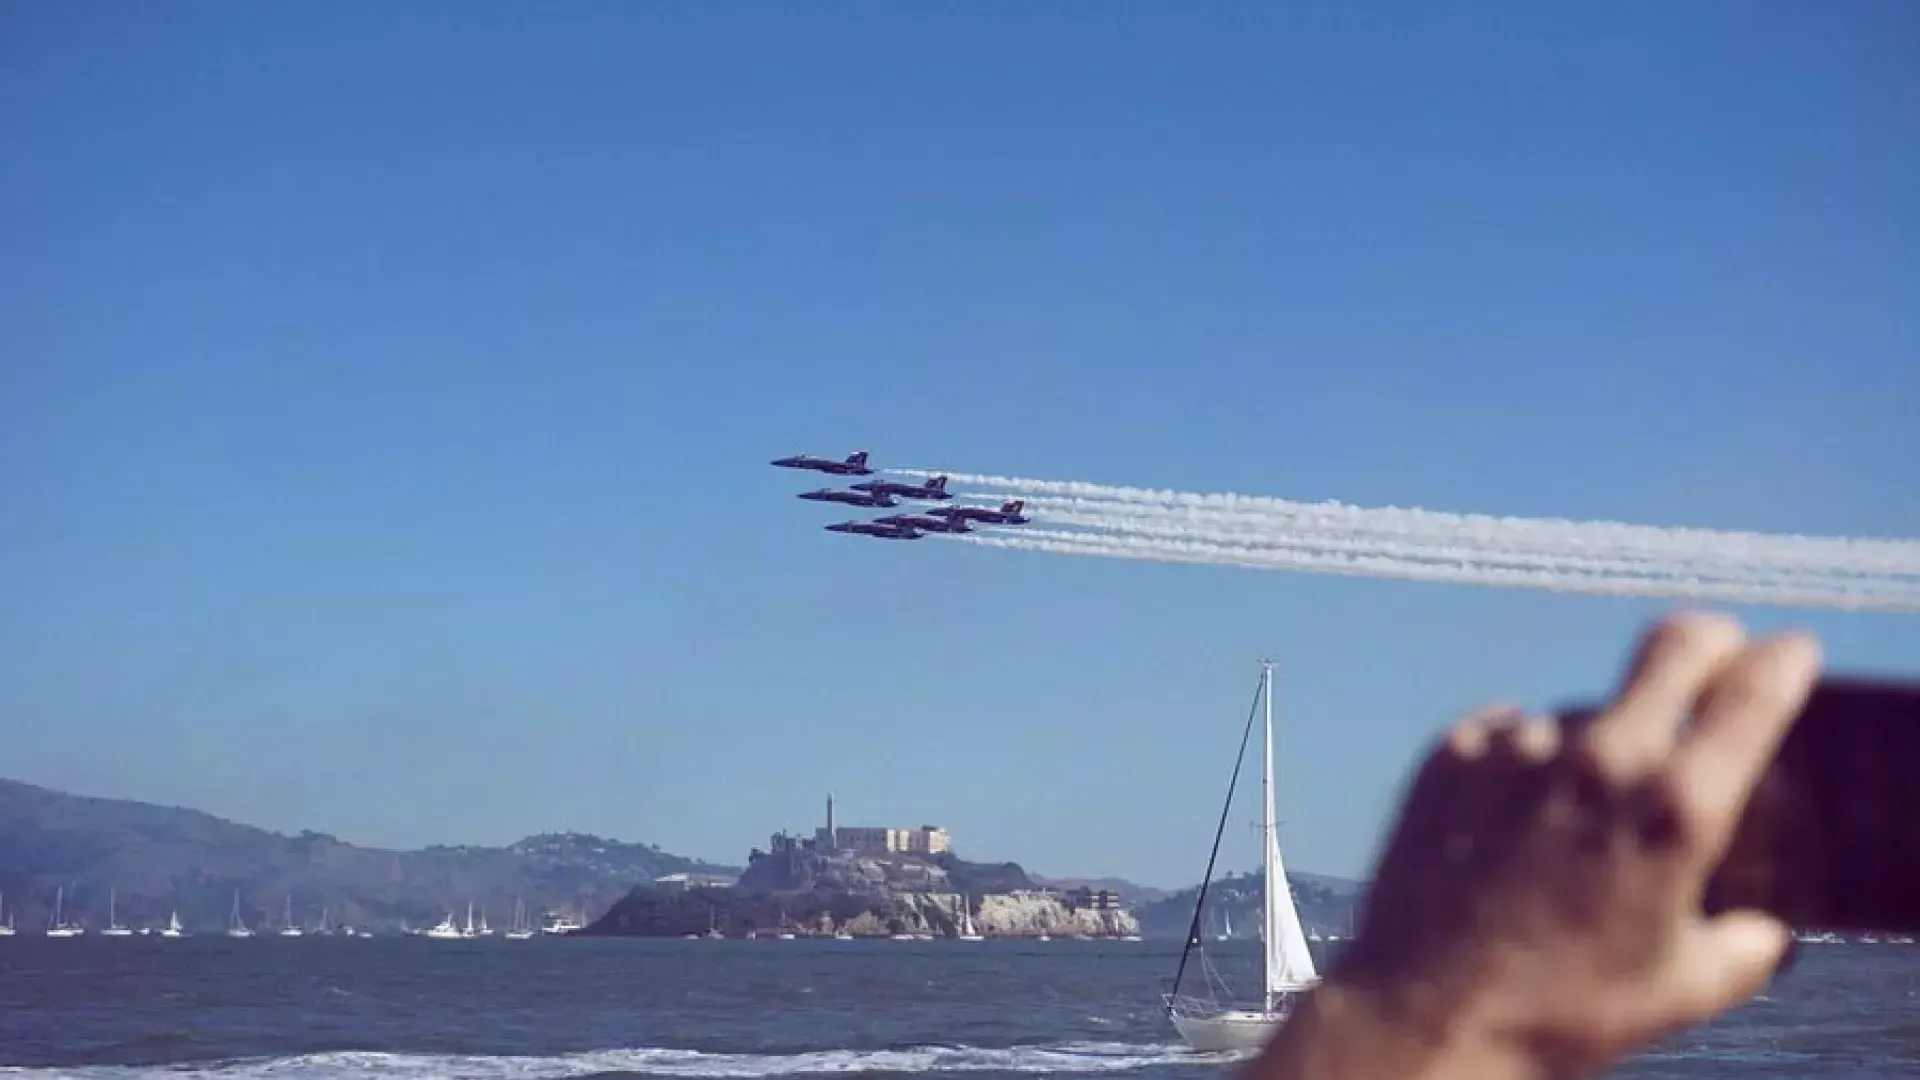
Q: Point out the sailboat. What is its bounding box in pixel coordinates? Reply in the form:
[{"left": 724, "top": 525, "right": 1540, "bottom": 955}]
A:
[
  {"left": 1164, "top": 659, "right": 1319, "bottom": 1053},
  {"left": 227, "top": 890, "right": 254, "bottom": 938},
  {"left": 101, "top": 888, "right": 134, "bottom": 936},
  {"left": 504, "top": 899, "right": 535, "bottom": 940},
  {"left": 160, "top": 910, "right": 185, "bottom": 938},
  {"left": 278, "top": 894, "right": 304, "bottom": 937},
  {"left": 1217, "top": 908, "right": 1232, "bottom": 942},
  {"left": 956, "top": 894, "right": 984, "bottom": 941},
  {"left": 0, "top": 893, "right": 13, "bottom": 937},
  {"left": 46, "top": 886, "right": 83, "bottom": 937}
]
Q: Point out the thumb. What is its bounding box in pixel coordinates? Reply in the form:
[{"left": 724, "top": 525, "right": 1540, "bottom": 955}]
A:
[{"left": 1662, "top": 910, "right": 1790, "bottom": 1024}]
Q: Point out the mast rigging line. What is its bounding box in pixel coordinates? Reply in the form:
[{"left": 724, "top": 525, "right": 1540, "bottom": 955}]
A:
[{"left": 1169, "top": 666, "right": 1267, "bottom": 1004}]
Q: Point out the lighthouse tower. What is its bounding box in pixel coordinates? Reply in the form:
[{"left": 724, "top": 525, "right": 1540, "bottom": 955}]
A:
[{"left": 825, "top": 793, "right": 838, "bottom": 850}]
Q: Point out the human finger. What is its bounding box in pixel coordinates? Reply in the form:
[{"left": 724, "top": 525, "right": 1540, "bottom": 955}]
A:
[
  {"left": 1669, "top": 632, "right": 1821, "bottom": 858},
  {"left": 1445, "top": 702, "right": 1527, "bottom": 761},
  {"left": 1644, "top": 909, "right": 1790, "bottom": 1030},
  {"left": 1587, "top": 612, "right": 1748, "bottom": 779}
]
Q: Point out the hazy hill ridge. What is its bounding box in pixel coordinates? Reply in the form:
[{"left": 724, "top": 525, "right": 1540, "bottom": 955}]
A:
[{"left": 0, "top": 777, "right": 735, "bottom": 931}]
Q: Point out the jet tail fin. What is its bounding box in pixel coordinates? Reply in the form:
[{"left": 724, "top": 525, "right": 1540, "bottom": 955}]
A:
[
  {"left": 847, "top": 450, "right": 869, "bottom": 467},
  {"left": 1002, "top": 499, "right": 1023, "bottom": 514},
  {"left": 928, "top": 475, "right": 948, "bottom": 492}
]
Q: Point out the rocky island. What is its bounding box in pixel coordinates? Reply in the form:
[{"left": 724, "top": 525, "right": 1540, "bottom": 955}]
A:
[{"left": 585, "top": 795, "right": 1141, "bottom": 939}]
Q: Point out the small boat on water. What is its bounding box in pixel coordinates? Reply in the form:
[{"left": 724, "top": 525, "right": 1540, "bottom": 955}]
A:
[
  {"left": 46, "top": 886, "right": 83, "bottom": 938},
  {"left": 101, "top": 888, "right": 134, "bottom": 937},
  {"left": 227, "top": 891, "right": 253, "bottom": 938},
  {"left": 504, "top": 899, "right": 535, "bottom": 940},
  {"left": 160, "top": 911, "right": 185, "bottom": 938},
  {"left": 278, "top": 895, "right": 303, "bottom": 937},
  {"left": 956, "top": 895, "right": 984, "bottom": 941},
  {"left": 541, "top": 911, "right": 586, "bottom": 935},
  {"left": 1164, "top": 659, "right": 1320, "bottom": 1054}
]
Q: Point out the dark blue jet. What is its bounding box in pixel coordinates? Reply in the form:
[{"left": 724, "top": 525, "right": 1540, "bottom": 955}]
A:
[
  {"left": 824, "top": 520, "right": 923, "bottom": 541},
  {"left": 928, "top": 498, "right": 1029, "bottom": 526},
  {"left": 874, "top": 512, "right": 971, "bottom": 534},
  {"left": 797, "top": 488, "right": 898, "bottom": 509},
  {"left": 849, "top": 474, "right": 951, "bottom": 502},
  {"left": 771, "top": 450, "right": 873, "bottom": 476}
]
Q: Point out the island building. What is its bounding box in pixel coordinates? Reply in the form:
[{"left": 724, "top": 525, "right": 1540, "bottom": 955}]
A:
[{"left": 768, "top": 794, "right": 951, "bottom": 857}]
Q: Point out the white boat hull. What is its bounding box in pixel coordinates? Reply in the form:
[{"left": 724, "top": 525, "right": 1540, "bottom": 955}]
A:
[{"left": 1169, "top": 1007, "right": 1285, "bottom": 1053}]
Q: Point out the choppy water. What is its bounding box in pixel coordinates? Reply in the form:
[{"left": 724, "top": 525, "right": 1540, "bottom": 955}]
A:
[{"left": 0, "top": 938, "right": 1914, "bottom": 1078}]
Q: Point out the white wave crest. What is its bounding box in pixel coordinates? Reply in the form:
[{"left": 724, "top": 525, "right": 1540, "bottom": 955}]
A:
[{"left": 0, "top": 1041, "right": 1232, "bottom": 1080}]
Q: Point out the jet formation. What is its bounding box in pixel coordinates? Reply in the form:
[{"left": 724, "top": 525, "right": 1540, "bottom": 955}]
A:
[{"left": 772, "top": 448, "right": 1030, "bottom": 540}]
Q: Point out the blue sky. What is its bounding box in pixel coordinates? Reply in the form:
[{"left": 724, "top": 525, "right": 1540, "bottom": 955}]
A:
[{"left": 2, "top": 2, "right": 1915, "bottom": 887}]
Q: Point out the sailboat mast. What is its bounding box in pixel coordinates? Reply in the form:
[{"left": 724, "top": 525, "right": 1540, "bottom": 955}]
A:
[{"left": 1260, "top": 659, "right": 1282, "bottom": 1010}]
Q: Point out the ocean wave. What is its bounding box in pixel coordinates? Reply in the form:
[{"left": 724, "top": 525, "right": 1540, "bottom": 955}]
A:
[{"left": 0, "top": 1041, "right": 1237, "bottom": 1080}]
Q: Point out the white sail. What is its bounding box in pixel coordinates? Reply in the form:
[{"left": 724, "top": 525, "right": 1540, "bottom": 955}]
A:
[{"left": 1261, "top": 665, "right": 1317, "bottom": 1000}]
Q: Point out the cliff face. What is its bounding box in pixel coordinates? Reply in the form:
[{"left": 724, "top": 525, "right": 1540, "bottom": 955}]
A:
[
  {"left": 975, "top": 891, "right": 1139, "bottom": 938},
  {"left": 584, "top": 884, "right": 1139, "bottom": 938}
]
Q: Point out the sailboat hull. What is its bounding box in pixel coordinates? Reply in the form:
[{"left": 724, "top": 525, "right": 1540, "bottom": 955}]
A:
[{"left": 1167, "top": 1003, "right": 1287, "bottom": 1053}]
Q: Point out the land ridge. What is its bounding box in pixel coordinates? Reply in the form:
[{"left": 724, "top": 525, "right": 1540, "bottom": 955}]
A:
[{"left": 0, "top": 776, "right": 1361, "bottom": 937}]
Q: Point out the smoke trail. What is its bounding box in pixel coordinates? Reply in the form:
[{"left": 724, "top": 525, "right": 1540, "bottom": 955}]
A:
[
  {"left": 900, "top": 470, "right": 1920, "bottom": 577},
  {"left": 943, "top": 531, "right": 1920, "bottom": 613},
  {"left": 1022, "top": 509, "right": 1915, "bottom": 592},
  {"left": 997, "top": 527, "right": 1917, "bottom": 601}
]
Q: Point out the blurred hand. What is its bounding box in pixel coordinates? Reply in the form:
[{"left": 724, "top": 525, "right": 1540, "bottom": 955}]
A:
[{"left": 1264, "top": 612, "right": 1820, "bottom": 1080}]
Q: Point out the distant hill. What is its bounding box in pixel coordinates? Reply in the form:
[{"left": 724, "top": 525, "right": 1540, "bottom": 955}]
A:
[
  {"left": 1031, "top": 875, "right": 1170, "bottom": 906},
  {"left": 0, "top": 778, "right": 736, "bottom": 932},
  {"left": 1133, "top": 868, "right": 1365, "bottom": 939}
]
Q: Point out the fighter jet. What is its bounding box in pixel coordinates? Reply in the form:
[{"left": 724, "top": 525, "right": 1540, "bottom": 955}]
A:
[
  {"left": 928, "top": 498, "right": 1030, "bottom": 526},
  {"left": 770, "top": 450, "right": 873, "bottom": 476},
  {"left": 848, "top": 474, "right": 952, "bottom": 502},
  {"left": 824, "top": 520, "right": 923, "bottom": 540},
  {"left": 874, "top": 512, "right": 971, "bottom": 534},
  {"left": 797, "top": 488, "right": 898, "bottom": 509}
]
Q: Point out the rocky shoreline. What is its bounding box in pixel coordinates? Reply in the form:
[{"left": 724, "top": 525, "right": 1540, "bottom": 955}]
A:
[{"left": 584, "top": 847, "right": 1141, "bottom": 939}]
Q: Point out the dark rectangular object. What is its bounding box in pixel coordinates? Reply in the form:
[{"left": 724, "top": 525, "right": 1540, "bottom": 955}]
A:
[{"left": 1563, "top": 677, "right": 1920, "bottom": 933}]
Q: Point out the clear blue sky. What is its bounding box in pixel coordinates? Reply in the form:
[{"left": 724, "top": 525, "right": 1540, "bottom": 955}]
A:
[{"left": 2, "top": 2, "right": 1915, "bottom": 887}]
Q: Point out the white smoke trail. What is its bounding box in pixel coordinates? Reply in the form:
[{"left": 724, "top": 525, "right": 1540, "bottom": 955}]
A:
[
  {"left": 943, "top": 531, "right": 1920, "bottom": 612},
  {"left": 1022, "top": 509, "right": 1913, "bottom": 592},
  {"left": 1008, "top": 496, "right": 1914, "bottom": 580},
  {"left": 899, "top": 470, "right": 1920, "bottom": 577}
]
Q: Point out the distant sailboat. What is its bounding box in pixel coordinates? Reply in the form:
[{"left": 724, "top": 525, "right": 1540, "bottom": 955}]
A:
[
  {"left": 278, "top": 894, "right": 304, "bottom": 937},
  {"left": 227, "top": 891, "right": 254, "bottom": 938},
  {"left": 0, "top": 892, "right": 13, "bottom": 937},
  {"left": 1164, "top": 659, "right": 1320, "bottom": 1053},
  {"left": 101, "top": 888, "right": 134, "bottom": 937},
  {"left": 956, "top": 895, "right": 984, "bottom": 941},
  {"left": 46, "top": 886, "right": 83, "bottom": 938},
  {"left": 160, "top": 910, "right": 185, "bottom": 938},
  {"left": 504, "top": 899, "right": 535, "bottom": 940}
]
